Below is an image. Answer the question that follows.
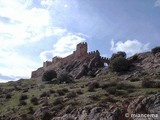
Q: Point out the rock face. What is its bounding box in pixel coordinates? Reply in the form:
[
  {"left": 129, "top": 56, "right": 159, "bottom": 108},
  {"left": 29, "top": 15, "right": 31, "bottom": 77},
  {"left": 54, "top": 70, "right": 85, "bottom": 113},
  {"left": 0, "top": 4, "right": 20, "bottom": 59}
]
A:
[
  {"left": 49, "top": 93, "right": 160, "bottom": 120},
  {"left": 31, "top": 42, "right": 109, "bottom": 79},
  {"left": 127, "top": 93, "right": 160, "bottom": 120},
  {"left": 129, "top": 52, "right": 160, "bottom": 78}
]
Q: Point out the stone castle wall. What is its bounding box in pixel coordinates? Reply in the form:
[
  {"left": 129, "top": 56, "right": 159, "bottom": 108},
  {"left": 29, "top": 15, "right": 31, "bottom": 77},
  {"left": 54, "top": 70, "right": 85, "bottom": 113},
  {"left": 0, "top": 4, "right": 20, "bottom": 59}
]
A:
[{"left": 31, "top": 42, "right": 108, "bottom": 78}]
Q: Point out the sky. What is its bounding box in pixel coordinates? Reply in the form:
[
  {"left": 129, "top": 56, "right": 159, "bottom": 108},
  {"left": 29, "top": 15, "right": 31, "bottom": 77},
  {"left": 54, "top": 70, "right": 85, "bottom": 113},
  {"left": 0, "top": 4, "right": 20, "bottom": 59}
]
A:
[{"left": 0, "top": 0, "right": 160, "bottom": 82}]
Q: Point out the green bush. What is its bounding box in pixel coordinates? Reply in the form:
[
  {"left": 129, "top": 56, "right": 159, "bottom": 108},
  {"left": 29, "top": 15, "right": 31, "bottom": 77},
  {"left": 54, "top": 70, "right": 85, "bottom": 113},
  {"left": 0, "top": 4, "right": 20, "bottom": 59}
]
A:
[
  {"left": 40, "top": 91, "right": 50, "bottom": 98},
  {"left": 30, "top": 97, "right": 38, "bottom": 105},
  {"left": 53, "top": 97, "right": 63, "bottom": 105},
  {"left": 76, "top": 89, "right": 83, "bottom": 94},
  {"left": 151, "top": 46, "right": 160, "bottom": 54},
  {"left": 101, "top": 81, "right": 117, "bottom": 89},
  {"left": 110, "top": 51, "right": 126, "bottom": 60},
  {"left": 56, "top": 88, "right": 69, "bottom": 96},
  {"left": 142, "top": 80, "right": 160, "bottom": 88},
  {"left": 19, "top": 94, "right": 28, "bottom": 100},
  {"left": 130, "top": 78, "right": 140, "bottom": 82},
  {"left": 131, "top": 54, "right": 139, "bottom": 62},
  {"left": 116, "top": 82, "right": 135, "bottom": 90},
  {"left": 89, "top": 95, "right": 100, "bottom": 101},
  {"left": 66, "top": 91, "right": 77, "bottom": 98},
  {"left": 56, "top": 73, "right": 73, "bottom": 84},
  {"left": 5, "top": 94, "right": 11, "bottom": 99},
  {"left": 41, "top": 111, "right": 52, "bottom": 120},
  {"left": 42, "top": 70, "right": 57, "bottom": 81},
  {"left": 109, "top": 57, "right": 130, "bottom": 72},
  {"left": 88, "top": 81, "right": 100, "bottom": 92},
  {"left": 19, "top": 100, "right": 27, "bottom": 106}
]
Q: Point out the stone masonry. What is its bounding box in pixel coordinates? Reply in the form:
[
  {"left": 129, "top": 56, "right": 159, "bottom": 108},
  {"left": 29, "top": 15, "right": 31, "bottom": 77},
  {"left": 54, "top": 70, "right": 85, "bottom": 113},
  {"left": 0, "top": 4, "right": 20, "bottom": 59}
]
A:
[{"left": 31, "top": 42, "right": 108, "bottom": 78}]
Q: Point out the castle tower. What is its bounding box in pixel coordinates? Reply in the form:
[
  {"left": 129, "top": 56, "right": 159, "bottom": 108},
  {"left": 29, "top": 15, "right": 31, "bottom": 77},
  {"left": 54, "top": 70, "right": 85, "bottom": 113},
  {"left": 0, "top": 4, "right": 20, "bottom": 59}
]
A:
[{"left": 75, "top": 42, "right": 88, "bottom": 57}]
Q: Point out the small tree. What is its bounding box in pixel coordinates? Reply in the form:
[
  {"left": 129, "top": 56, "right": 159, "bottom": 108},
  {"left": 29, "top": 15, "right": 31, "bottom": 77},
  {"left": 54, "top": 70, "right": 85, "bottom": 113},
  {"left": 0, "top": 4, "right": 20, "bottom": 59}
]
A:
[
  {"left": 57, "top": 73, "right": 73, "bottom": 83},
  {"left": 111, "top": 51, "right": 126, "bottom": 60},
  {"left": 151, "top": 46, "right": 160, "bottom": 54},
  {"left": 42, "top": 70, "right": 57, "bottom": 81},
  {"left": 109, "top": 57, "right": 130, "bottom": 72}
]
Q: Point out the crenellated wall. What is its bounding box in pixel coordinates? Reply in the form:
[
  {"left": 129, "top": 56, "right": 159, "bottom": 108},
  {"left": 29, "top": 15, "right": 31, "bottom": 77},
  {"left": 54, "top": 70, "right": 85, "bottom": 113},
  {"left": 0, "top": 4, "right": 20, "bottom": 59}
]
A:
[
  {"left": 31, "top": 67, "right": 44, "bottom": 78},
  {"left": 43, "top": 61, "right": 52, "bottom": 68},
  {"left": 75, "top": 42, "right": 88, "bottom": 57},
  {"left": 31, "top": 42, "right": 109, "bottom": 78},
  {"left": 52, "top": 56, "right": 62, "bottom": 63}
]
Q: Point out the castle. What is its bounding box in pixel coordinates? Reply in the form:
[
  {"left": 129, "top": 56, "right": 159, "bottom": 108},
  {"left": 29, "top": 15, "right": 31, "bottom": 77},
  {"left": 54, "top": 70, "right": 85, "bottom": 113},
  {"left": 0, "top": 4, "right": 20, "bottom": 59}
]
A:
[{"left": 31, "top": 42, "right": 108, "bottom": 78}]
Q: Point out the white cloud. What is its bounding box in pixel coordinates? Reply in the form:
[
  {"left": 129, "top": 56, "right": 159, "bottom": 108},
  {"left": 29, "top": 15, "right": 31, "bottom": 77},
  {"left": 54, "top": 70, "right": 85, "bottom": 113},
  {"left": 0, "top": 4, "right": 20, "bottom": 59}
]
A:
[
  {"left": 110, "top": 40, "right": 150, "bottom": 56},
  {"left": 40, "top": 33, "right": 87, "bottom": 61},
  {"left": 0, "top": 49, "right": 41, "bottom": 79},
  {"left": 0, "top": 0, "right": 58, "bottom": 82},
  {"left": 0, "top": 0, "right": 57, "bottom": 48},
  {"left": 155, "top": 0, "right": 160, "bottom": 7}
]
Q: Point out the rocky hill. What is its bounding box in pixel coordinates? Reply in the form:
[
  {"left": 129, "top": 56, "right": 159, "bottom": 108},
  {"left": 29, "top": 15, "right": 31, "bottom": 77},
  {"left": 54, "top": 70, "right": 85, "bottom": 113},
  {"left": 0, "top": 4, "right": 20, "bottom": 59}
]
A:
[
  {"left": 31, "top": 42, "right": 109, "bottom": 79},
  {"left": 0, "top": 45, "right": 160, "bottom": 120}
]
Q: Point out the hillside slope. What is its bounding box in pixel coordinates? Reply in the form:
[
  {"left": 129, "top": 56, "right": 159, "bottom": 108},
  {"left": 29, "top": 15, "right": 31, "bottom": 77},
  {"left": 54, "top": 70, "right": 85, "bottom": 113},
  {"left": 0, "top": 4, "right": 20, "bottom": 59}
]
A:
[{"left": 0, "top": 51, "right": 160, "bottom": 120}]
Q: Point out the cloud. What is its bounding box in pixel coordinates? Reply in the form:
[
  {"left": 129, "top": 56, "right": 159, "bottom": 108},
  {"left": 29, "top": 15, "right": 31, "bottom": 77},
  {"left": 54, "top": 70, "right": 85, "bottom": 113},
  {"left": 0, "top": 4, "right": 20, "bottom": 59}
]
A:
[
  {"left": 0, "top": 0, "right": 57, "bottom": 48},
  {"left": 0, "top": 49, "right": 41, "bottom": 80},
  {"left": 155, "top": 0, "right": 160, "bottom": 7},
  {"left": 0, "top": 1, "right": 69, "bottom": 82},
  {"left": 40, "top": 33, "right": 87, "bottom": 61},
  {"left": 110, "top": 40, "right": 150, "bottom": 56}
]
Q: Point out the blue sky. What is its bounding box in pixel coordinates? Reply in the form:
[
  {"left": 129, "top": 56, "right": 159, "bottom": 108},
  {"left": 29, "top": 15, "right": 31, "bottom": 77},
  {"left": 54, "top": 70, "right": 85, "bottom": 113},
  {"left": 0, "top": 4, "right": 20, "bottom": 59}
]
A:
[{"left": 0, "top": 0, "right": 160, "bottom": 82}]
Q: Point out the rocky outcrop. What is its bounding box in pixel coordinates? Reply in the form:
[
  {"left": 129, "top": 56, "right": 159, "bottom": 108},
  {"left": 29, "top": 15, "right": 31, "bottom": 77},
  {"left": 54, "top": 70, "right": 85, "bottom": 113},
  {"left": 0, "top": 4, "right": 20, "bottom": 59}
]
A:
[
  {"left": 129, "top": 52, "right": 160, "bottom": 78},
  {"left": 127, "top": 93, "right": 160, "bottom": 120},
  {"left": 31, "top": 42, "right": 108, "bottom": 79},
  {"left": 49, "top": 93, "right": 160, "bottom": 120}
]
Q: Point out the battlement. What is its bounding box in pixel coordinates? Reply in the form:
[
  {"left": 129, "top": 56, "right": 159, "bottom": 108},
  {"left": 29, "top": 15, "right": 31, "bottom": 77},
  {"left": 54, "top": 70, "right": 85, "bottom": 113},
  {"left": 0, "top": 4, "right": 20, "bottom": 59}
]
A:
[
  {"left": 77, "top": 42, "right": 87, "bottom": 46},
  {"left": 43, "top": 61, "right": 52, "bottom": 68},
  {"left": 31, "top": 42, "right": 109, "bottom": 78},
  {"left": 52, "top": 56, "right": 62, "bottom": 63},
  {"left": 75, "top": 42, "right": 88, "bottom": 57},
  {"left": 88, "top": 50, "right": 100, "bottom": 55},
  {"left": 100, "top": 56, "right": 109, "bottom": 64}
]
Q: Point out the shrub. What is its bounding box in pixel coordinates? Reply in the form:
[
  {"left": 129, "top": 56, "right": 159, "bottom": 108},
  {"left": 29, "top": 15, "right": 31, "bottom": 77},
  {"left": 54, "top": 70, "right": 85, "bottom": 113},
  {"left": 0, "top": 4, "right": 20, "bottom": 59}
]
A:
[
  {"left": 88, "top": 82, "right": 100, "bottom": 92},
  {"left": 21, "top": 114, "right": 34, "bottom": 120},
  {"left": 19, "top": 100, "right": 27, "bottom": 106},
  {"left": 102, "top": 97, "right": 118, "bottom": 103},
  {"left": 56, "top": 88, "right": 69, "bottom": 96},
  {"left": 40, "top": 91, "right": 50, "bottom": 98},
  {"left": 56, "top": 73, "right": 73, "bottom": 84},
  {"left": 41, "top": 111, "right": 52, "bottom": 120},
  {"left": 66, "top": 91, "right": 77, "bottom": 98},
  {"left": 154, "top": 81, "right": 160, "bottom": 88},
  {"left": 151, "top": 46, "right": 160, "bottom": 54},
  {"left": 65, "top": 105, "right": 74, "bottom": 114},
  {"left": 101, "top": 81, "right": 117, "bottom": 89},
  {"left": 53, "top": 97, "right": 63, "bottom": 105},
  {"left": 87, "top": 71, "right": 96, "bottom": 77},
  {"left": 76, "top": 89, "right": 83, "bottom": 94},
  {"left": 130, "top": 78, "right": 140, "bottom": 82},
  {"left": 131, "top": 54, "right": 139, "bottom": 62},
  {"left": 28, "top": 107, "right": 34, "bottom": 114},
  {"left": 5, "top": 94, "right": 11, "bottom": 99},
  {"left": 142, "top": 80, "right": 154, "bottom": 88},
  {"left": 89, "top": 95, "right": 100, "bottom": 101},
  {"left": 19, "top": 94, "right": 28, "bottom": 100},
  {"left": 110, "top": 51, "right": 126, "bottom": 61},
  {"left": 42, "top": 70, "right": 57, "bottom": 81},
  {"left": 142, "top": 80, "right": 160, "bottom": 88},
  {"left": 116, "top": 82, "right": 135, "bottom": 90},
  {"left": 49, "top": 89, "right": 55, "bottom": 94},
  {"left": 109, "top": 57, "right": 130, "bottom": 72},
  {"left": 30, "top": 97, "right": 38, "bottom": 105},
  {"left": 107, "top": 88, "right": 117, "bottom": 95}
]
